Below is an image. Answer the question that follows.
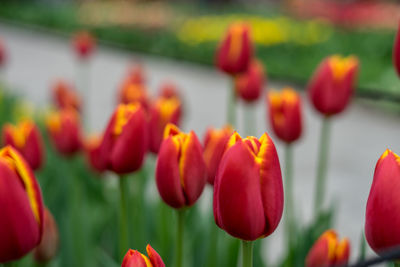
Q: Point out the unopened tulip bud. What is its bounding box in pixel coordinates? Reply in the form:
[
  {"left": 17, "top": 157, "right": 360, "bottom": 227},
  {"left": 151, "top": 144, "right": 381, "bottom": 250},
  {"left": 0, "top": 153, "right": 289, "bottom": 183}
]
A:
[
  {"left": 156, "top": 124, "right": 207, "bottom": 209},
  {"left": 33, "top": 208, "right": 59, "bottom": 263},
  {"left": 213, "top": 132, "right": 283, "bottom": 240},
  {"left": 72, "top": 31, "right": 95, "bottom": 60},
  {"left": 122, "top": 244, "right": 165, "bottom": 267},
  {"left": 52, "top": 80, "right": 81, "bottom": 112},
  {"left": 306, "top": 230, "right": 350, "bottom": 267},
  {"left": 236, "top": 60, "right": 265, "bottom": 102}
]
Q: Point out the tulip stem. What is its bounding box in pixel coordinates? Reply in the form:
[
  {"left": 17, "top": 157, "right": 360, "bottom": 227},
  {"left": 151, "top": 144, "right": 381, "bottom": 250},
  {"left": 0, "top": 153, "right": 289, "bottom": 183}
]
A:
[
  {"left": 241, "top": 240, "right": 253, "bottom": 267},
  {"left": 284, "top": 143, "right": 295, "bottom": 246},
  {"left": 227, "top": 81, "right": 237, "bottom": 127},
  {"left": 314, "top": 116, "right": 331, "bottom": 218},
  {"left": 176, "top": 209, "right": 185, "bottom": 267},
  {"left": 119, "top": 176, "right": 129, "bottom": 260}
]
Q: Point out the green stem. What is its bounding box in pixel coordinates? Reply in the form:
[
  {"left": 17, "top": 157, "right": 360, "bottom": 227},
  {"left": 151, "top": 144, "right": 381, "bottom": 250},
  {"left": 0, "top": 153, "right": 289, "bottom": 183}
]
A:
[
  {"left": 206, "top": 216, "right": 219, "bottom": 267},
  {"left": 4, "top": 262, "right": 17, "bottom": 267},
  {"left": 119, "top": 176, "right": 129, "bottom": 260},
  {"left": 314, "top": 116, "right": 331, "bottom": 218},
  {"left": 243, "top": 104, "right": 255, "bottom": 137},
  {"left": 241, "top": 240, "right": 253, "bottom": 267},
  {"left": 227, "top": 79, "right": 237, "bottom": 127},
  {"left": 176, "top": 209, "right": 185, "bottom": 267},
  {"left": 284, "top": 143, "right": 295, "bottom": 246}
]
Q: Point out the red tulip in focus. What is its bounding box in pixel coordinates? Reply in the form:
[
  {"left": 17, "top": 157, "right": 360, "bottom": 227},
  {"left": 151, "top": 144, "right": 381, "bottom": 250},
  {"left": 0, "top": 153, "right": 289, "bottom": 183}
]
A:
[
  {"left": 305, "top": 230, "right": 350, "bottom": 267},
  {"left": 236, "top": 60, "right": 265, "bottom": 103},
  {"left": 393, "top": 22, "right": 400, "bottom": 77},
  {"left": 213, "top": 132, "right": 283, "bottom": 241},
  {"left": 46, "top": 109, "right": 82, "bottom": 156},
  {"left": 33, "top": 208, "right": 59, "bottom": 263},
  {"left": 156, "top": 124, "right": 207, "bottom": 209},
  {"left": 52, "top": 80, "right": 81, "bottom": 112},
  {"left": 308, "top": 55, "right": 358, "bottom": 116},
  {"left": 0, "top": 39, "right": 6, "bottom": 67},
  {"left": 203, "top": 125, "right": 233, "bottom": 185},
  {"left": 149, "top": 96, "right": 182, "bottom": 154},
  {"left": 2, "top": 120, "right": 45, "bottom": 171},
  {"left": 85, "top": 134, "right": 107, "bottom": 173},
  {"left": 365, "top": 149, "right": 400, "bottom": 255},
  {"left": 267, "top": 87, "right": 302, "bottom": 143},
  {"left": 216, "top": 23, "right": 253, "bottom": 75},
  {"left": 122, "top": 244, "right": 165, "bottom": 267},
  {"left": 99, "top": 103, "right": 148, "bottom": 174},
  {"left": 0, "top": 146, "right": 44, "bottom": 263},
  {"left": 72, "top": 31, "right": 95, "bottom": 60}
]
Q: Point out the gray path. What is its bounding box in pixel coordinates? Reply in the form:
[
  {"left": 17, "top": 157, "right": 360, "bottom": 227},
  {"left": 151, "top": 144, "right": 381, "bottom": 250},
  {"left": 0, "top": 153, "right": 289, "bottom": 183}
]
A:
[{"left": 1, "top": 23, "right": 396, "bottom": 265}]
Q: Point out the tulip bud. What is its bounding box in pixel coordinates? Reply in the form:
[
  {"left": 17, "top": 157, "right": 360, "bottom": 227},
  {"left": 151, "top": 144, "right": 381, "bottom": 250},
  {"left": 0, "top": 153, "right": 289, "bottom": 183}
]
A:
[
  {"left": 308, "top": 55, "right": 358, "bottom": 116},
  {"left": 46, "top": 109, "right": 82, "bottom": 156},
  {"left": 159, "top": 81, "right": 181, "bottom": 100},
  {"left": 156, "top": 124, "right": 207, "bottom": 209},
  {"left": 0, "top": 146, "right": 44, "bottom": 263},
  {"left": 33, "top": 208, "right": 59, "bottom": 263},
  {"left": 267, "top": 87, "right": 302, "bottom": 143},
  {"left": 122, "top": 244, "right": 165, "bottom": 267},
  {"left": 213, "top": 132, "right": 283, "bottom": 241},
  {"left": 2, "top": 120, "right": 45, "bottom": 171},
  {"left": 393, "top": 23, "right": 400, "bottom": 77},
  {"left": 365, "top": 149, "right": 400, "bottom": 254},
  {"left": 149, "top": 96, "right": 182, "bottom": 154},
  {"left": 0, "top": 39, "right": 6, "bottom": 67},
  {"left": 99, "top": 103, "right": 148, "bottom": 174},
  {"left": 126, "top": 64, "right": 146, "bottom": 85},
  {"left": 85, "top": 134, "right": 107, "bottom": 173},
  {"left": 52, "top": 80, "right": 81, "bottom": 112},
  {"left": 216, "top": 23, "right": 253, "bottom": 75},
  {"left": 118, "top": 82, "right": 150, "bottom": 110},
  {"left": 236, "top": 60, "right": 265, "bottom": 103},
  {"left": 305, "top": 230, "right": 350, "bottom": 267},
  {"left": 72, "top": 31, "right": 95, "bottom": 60},
  {"left": 203, "top": 125, "right": 233, "bottom": 185}
]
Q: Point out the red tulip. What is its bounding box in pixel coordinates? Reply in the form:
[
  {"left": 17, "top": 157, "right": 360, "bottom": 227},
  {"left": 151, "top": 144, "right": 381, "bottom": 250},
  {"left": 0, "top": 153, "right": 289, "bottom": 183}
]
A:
[
  {"left": 305, "top": 230, "right": 350, "bottom": 267},
  {"left": 203, "top": 125, "right": 233, "bottom": 185},
  {"left": 2, "top": 120, "right": 45, "bottom": 171},
  {"left": 85, "top": 134, "right": 107, "bottom": 173},
  {"left": 46, "top": 109, "right": 82, "bottom": 156},
  {"left": 156, "top": 124, "right": 207, "bottom": 209},
  {"left": 0, "top": 39, "right": 6, "bottom": 67},
  {"left": 33, "top": 208, "right": 59, "bottom": 263},
  {"left": 125, "top": 64, "right": 146, "bottom": 85},
  {"left": 122, "top": 244, "right": 165, "bottom": 267},
  {"left": 0, "top": 146, "right": 44, "bottom": 263},
  {"left": 149, "top": 96, "right": 182, "bottom": 154},
  {"left": 99, "top": 103, "right": 148, "bottom": 174},
  {"left": 393, "top": 22, "right": 400, "bottom": 77},
  {"left": 213, "top": 132, "right": 283, "bottom": 241},
  {"left": 267, "top": 87, "right": 302, "bottom": 143},
  {"left": 216, "top": 23, "right": 253, "bottom": 75},
  {"left": 52, "top": 80, "right": 81, "bottom": 112},
  {"left": 308, "top": 55, "right": 358, "bottom": 116},
  {"left": 118, "top": 82, "right": 150, "bottom": 110},
  {"left": 159, "top": 81, "right": 181, "bottom": 100},
  {"left": 236, "top": 60, "right": 265, "bottom": 102},
  {"left": 72, "top": 31, "right": 95, "bottom": 60},
  {"left": 365, "top": 149, "right": 400, "bottom": 254}
]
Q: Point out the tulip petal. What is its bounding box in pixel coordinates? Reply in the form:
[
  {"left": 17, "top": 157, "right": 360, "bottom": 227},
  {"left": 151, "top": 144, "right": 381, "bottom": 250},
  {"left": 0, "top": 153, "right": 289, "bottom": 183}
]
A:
[{"left": 146, "top": 244, "right": 165, "bottom": 267}]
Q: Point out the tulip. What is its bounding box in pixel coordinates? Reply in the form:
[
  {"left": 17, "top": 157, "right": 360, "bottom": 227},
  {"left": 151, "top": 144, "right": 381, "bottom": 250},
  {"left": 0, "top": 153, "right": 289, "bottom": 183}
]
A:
[
  {"left": 52, "top": 80, "right": 81, "bottom": 112},
  {"left": 0, "top": 145, "right": 44, "bottom": 263},
  {"left": 125, "top": 64, "right": 146, "bottom": 85},
  {"left": 0, "top": 39, "right": 6, "bottom": 68},
  {"left": 365, "top": 149, "right": 400, "bottom": 255},
  {"left": 122, "top": 245, "right": 165, "bottom": 267},
  {"left": 267, "top": 87, "right": 302, "bottom": 144},
  {"left": 236, "top": 60, "right": 265, "bottom": 103},
  {"left": 308, "top": 55, "right": 358, "bottom": 116},
  {"left": 393, "top": 23, "right": 400, "bottom": 77},
  {"left": 159, "top": 81, "right": 181, "bottom": 99},
  {"left": 33, "top": 208, "right": 59, "bottom": 263},
  {"left": 216, "top": 23, "right": 253, "bottom": 75},
  {"left": 306, "top": 230, "right": 350, "bottom": 267},
  {"left": 72, "top": 31, "right": 95, "bottom": 60},
  {"left": 99, "top": 103, "right": 148, "bottom": 174},
  {"left": 85, "top": 134, "right": 107, "bottom": 173},
  {"left": 149, "top": 96, "right": 182, "bottom": 154},
  {"left": 203, "top": 125, "right": 233, "bottom": 185},
  {"left": 2, "top": 120, "right": 45, "bottom": 171},
  {"left": 118, "top": 82, "right": 150, "bottom": 110},
  {"left": 46, "top": 109, "right": 82, "bottom": 156}
]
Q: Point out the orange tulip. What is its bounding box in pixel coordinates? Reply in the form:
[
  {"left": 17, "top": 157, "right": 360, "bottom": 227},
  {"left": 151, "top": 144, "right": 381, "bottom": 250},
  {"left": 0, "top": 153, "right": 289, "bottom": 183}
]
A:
[
  {"left": 52, "top": 80, "right": 81, "bottom": 112},
  {"left": 122, "top": 245, "right": 165, "bottom": 267},
  {"left": 72, "top": 31, "right": 95, "bottom": 60},
  {"left": 236, "top": 60, "right": 265, "bottom": 103},
  {"left": 33, "top": 208, "right": 59, "bottom": 263}
]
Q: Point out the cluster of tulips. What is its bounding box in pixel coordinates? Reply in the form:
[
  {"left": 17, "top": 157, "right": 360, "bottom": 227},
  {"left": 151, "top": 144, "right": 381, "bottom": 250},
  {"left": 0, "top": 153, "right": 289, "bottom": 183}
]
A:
[{"left": 2, "top": 20, "right": 400, "bottom": 267}]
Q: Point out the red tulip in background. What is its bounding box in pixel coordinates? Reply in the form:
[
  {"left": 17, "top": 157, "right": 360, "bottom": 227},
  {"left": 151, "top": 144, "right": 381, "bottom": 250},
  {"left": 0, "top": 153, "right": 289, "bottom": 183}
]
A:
[
  {"left": 122, "top": 245, "right": 165, "bottom": 267},
  {"left": 203, "top": 125, "right": 233, "bottom": 185},
  {"left": 308, "top": 55, "right": 358, "bottom": 116},
  {"left": 99, "top": 103, "right": 148, "bottom": 174},
  {"left": 156, "top": 123, "right": 207, "bottom": 209},
  {"left": 365, "top": 149, "right": 400, "bottom": 254},
  {"left": 72, "top": 31, "right": 96, "bottom": 60},
  {"left": 52, "top": 80, "right": 81, "bottom": 112},
  {"left": 393, "top": 22, "right": 400, "bottom": 77},
  {"left": 118, "top": 82, "right": 150, "bottom": 110},
  {"left": 33, "top": 208, "right": 59, "bottom": 263},
  {"left": 213, "top": 132, "right": 283, "bottom": 241},
  {"left": 149, "top": 95, "right": 182, "bottom": 154},
  {"left": 0, "top": 146, "right": 44, "bottom": 263},
  {"left": 267, "top": 87, "right": 302, "bottom": 143},
  {"left": 305, "top": 230, "right": 350, "bottom": 267},
  {"left": 158, "top": 81, "right": 181, "bottom": 99},
  {"left": 125, "top": 64, "right": 146, "bottom": 85},
  {"left": 216, "top": 23, "right": 253, "bottom": 75},
  {"left": 46, "top": 109, "right": 82, "bottom": 156},
  {"left": 0, "top": 39, "right": 6, "bottom": 67},
  {"left": 2, "top": 120, "right": 45, "bottom": 170},
  {"left": 85, "top": 134, "right": 107, "bottom": 173},
  {"left": 236, "top": 59, "right": 265, "bottom": 103}
]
